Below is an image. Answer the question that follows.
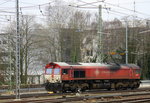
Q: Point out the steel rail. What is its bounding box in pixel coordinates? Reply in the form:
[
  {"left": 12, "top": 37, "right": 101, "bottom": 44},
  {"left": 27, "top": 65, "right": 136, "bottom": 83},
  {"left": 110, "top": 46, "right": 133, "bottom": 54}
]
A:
[
  {"left": 5, "top": 91, "right": 150, "bottom": 103},
  {"left": 1, "top": 88, "right": 150, "bottom": 103},
  {"left": 1, "top": 87, "right": 150, "bottom": 99}
]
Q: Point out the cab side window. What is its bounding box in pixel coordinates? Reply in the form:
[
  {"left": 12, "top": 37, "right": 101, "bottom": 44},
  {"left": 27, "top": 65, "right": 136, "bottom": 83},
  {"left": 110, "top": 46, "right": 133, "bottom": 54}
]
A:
[{"left": 62, "top": 69, "right": 68, "bottom": 74}]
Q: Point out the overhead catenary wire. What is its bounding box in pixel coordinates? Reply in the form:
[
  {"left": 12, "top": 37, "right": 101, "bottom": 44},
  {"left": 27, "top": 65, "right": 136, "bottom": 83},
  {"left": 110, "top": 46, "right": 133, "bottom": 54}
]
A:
[
  {"left": 0, "top": 0, "right": 54, "bottom": 11},
  {"left": 76, "top": 0, "right": 105, "bottom": 7},
  {"left": 69, "top": 1, "right": 146, "bottom": 28},
  {"left": 0, "top": 1, "right": 137, "bottom": 18},
  {"left": 20, "top": 1, "right": 55, "bottom": 9},
  {"left": 100, "top": 0, "right": 150, "bottom": 17},
  {"left": 0, "top": 15, "right": 10, "bottom": 21},
  {"left": 0, "top": 10, "right": 16, "bottom": 13},
  {"left": 0, "top": 1, "right": 55, "bottom": 18},
  {"left": 0, "top": 0, "right": 145, "bottom": 22},
  {"left": 108, "top": 0, "right": 150, "bottom": 5},
  {"left": 0, "top": 0, "right": 149, "bottom": 26},
  {"left": 0, "top": 0, "right": 56, "bottom": 32},
  {"left": 0, "top": 0, "right": 149, "bottom": 18},
  {"left": 76, "top": 0, "right": 150, "bottom": 17},
  {"left": 0, "top": 0, "right": 12, "bottom": 6},
  {"left": 69, "top": 4, "right": 142, "bottom": 19},
  {"left": 0, "top": 19, "right": 10, "bottom": 22},
  {"left": 78, "top": 0, "right": 147, "bottom": 21}
]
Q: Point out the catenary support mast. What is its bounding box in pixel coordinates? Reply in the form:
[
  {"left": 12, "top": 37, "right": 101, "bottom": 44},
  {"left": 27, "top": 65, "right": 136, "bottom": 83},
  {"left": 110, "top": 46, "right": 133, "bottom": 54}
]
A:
[
  {"left": 15, "top": 0, "right": 20, "bottom": 99},
  {"left": 125, "top": 20, "right": 128, "bottom": 64},
  {"left": 96, "top": 5, "right": 103, "bottom": 63}
]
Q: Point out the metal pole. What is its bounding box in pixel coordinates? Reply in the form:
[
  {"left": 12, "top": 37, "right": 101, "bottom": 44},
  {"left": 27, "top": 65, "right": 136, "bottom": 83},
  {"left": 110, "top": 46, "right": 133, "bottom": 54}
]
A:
[
  {"left": 125, "top": 20, "right": 128, "bottom": 64},
  {"left": 96, "top": 5, "right": 103, "bottom": 63},
  {"left": 15, "top": 0, "right": 20, "bottom": 99},
  {"left": 8, "top": 33, "right": 12, "bottom": 91}
]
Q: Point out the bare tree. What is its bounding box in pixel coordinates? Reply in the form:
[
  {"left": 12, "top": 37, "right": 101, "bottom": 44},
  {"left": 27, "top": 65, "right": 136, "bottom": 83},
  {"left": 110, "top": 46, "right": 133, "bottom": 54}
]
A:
[
  {"left": 4, "top": 15, "right": 40, "bottom": 84},
  {"left": 44, "top": 0, "right": 74, "bottom": 62}
]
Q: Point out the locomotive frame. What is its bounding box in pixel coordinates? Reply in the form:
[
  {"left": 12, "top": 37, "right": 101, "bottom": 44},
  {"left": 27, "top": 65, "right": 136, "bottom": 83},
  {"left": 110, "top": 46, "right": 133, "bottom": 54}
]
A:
[{"left": 44, "top": 62, "right": 141, "bottom": 93}]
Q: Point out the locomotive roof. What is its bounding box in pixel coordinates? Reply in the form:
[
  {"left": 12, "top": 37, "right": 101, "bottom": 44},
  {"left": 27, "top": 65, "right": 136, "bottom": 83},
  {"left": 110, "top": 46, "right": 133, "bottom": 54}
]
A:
[
  {"left": 48, "top": 62, "right": 140, "bottom": 69},
  {"left": 53, "top": 62, "right": 107, "bottom": 66}
]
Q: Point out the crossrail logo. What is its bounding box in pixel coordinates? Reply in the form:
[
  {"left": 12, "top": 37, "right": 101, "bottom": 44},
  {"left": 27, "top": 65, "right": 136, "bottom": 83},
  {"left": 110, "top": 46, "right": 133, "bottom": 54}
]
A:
[{"left": 95, "top": 69, "right": 100, "bottom": 75}]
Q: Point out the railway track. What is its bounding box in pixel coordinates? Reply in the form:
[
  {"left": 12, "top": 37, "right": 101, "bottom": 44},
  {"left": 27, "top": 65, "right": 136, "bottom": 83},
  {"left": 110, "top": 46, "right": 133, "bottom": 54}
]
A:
[
  {"left": 1, "top": 88, "right": 150, "bottom": 99},
  {"left": 0, "top": 80, "right": 149, "bottom": 100},
  {"left": 1, "top": 88, "right": 150, "bottom": 103},
  {"left": 3, "top": 90, "right": 150, "bottom": 103}
]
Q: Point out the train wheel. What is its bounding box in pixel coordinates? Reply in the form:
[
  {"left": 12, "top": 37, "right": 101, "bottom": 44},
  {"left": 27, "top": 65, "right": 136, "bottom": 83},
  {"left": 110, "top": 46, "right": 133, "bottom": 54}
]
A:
[
  {"left": 135, "top": 81, "right": 140, "bottom": 89},
  {"left": 115, "top": 82, "right": 124, "bottom": 90},
  {"left": 131, "top": 81, "right": 140, "bottom": 89},
  {"left": 130, "top": 85, "right": 135, "bottom": 89},
  {"left": 123, "top": 87, "right": 128, "bottom": 90},
  {"left": 45, "top": 83, "right": 51, "bottom": 91},
  {"left": 135, "top": 83, "right": 140, "bottom": 89},
  {"left": 115, "top": 85, "right": 122, "bottom": 90},
  {"left": 53, "top": 90, "right": 62, "bottom": 93},
  {"left": 81, "top": 83, "right": 89, "bottom": 92},
  {"left": 107, "top": 88, "right": 111, "bottom": 91},
  {"left": 62, "top": 90, "right": 67, "bottom": 93},
  {"left": 71, "top": 83, "right": 80, "bottom": 93},
  {"left": 82, "top": 86, "right": 88, "bottom": 92},
  {"left": 76, "top": 87, "right": 82, "bottom": 93}
]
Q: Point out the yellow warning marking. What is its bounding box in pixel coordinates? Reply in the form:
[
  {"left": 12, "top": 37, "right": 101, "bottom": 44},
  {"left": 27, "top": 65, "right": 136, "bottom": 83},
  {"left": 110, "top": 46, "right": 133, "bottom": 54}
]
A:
[{"left": 48, "top": 91, "right": 54, "bottom": 94}]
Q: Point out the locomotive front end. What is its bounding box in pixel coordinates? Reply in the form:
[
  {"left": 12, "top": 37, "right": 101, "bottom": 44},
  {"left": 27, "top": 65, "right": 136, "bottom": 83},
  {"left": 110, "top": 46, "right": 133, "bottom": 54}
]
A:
[
  {"left": 44, "top": 63, "right": 62, "bottom": 92},
  {"left": 45, "top": 68, "right": 61, "bottom": 83}
]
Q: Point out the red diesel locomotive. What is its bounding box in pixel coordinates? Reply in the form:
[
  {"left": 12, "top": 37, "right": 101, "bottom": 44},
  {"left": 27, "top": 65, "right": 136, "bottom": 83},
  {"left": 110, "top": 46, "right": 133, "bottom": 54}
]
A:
[{"left": 44, "top": 62, "right": 141, "bottom": 92}]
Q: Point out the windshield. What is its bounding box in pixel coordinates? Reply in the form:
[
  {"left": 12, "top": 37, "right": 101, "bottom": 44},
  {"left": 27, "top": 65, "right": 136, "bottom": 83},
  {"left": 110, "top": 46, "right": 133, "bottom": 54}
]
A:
[
  {"left": 54, "top": 68, "right": 60, "bottom": 75},
  {"left": 46, "top": 68, "right": 52, "bottom": 74}
]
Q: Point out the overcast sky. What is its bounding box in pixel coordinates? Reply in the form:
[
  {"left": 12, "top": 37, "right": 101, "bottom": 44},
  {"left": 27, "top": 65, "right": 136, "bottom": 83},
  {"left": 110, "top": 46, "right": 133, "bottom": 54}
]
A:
[
  {"left": 0, "top": 0, "right": 149, "bottom": 17},
  {"left": 0, "top": 0, "right": 150, "bottom": 31}
]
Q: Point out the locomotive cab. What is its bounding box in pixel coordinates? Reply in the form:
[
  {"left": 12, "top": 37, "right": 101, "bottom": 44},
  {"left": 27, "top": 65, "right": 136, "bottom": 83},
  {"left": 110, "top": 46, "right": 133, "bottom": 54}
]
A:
[
  {"left": 44, "top": 63, "right": 62, "bottom": 92},
  {"left": 62, "top": 69, "right": 70, "bottom": 80},
  {"left": 45, "top": 67, "right": 61, "bottom": 83}
]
